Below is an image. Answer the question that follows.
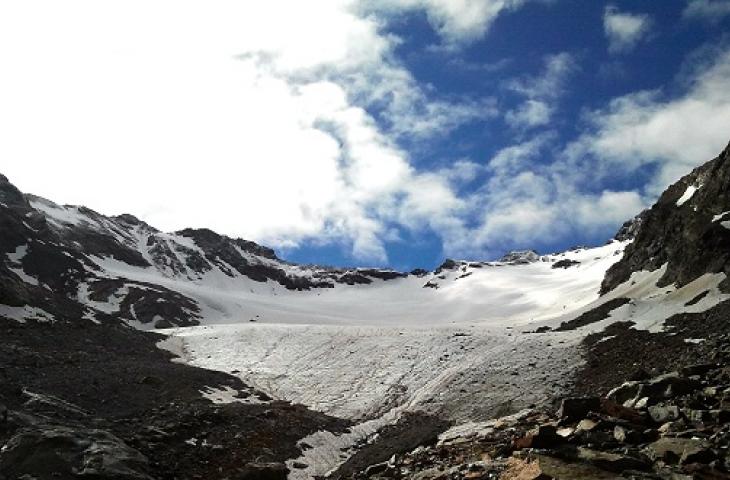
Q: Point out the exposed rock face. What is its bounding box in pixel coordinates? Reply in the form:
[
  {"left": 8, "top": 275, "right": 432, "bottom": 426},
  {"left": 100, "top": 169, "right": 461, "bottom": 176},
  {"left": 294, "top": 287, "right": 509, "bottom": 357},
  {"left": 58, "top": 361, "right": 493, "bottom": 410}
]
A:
[
  {"left": 602, "top": 141, "right": 730, "bottom": 294},
  {"left": 0, "top": 423, "right": 153, "bottom": 480},
  {"left": 499, "top": 250, "right": 540, "bottom": 264},
  {"left": 0, "top": 175, "right": 409, "bottom": 327},
  {"left": 551, "top": 259, "right": 580, "bottom": 269},
  {"left": 613, "top": 209, "right": 649, "bottom": 242}
]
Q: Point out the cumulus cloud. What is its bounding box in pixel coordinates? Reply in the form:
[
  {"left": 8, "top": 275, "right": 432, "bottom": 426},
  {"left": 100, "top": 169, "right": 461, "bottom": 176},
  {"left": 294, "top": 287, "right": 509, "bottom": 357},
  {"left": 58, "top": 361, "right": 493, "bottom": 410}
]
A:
[
  {"left": 505, "top": 100, "right": 552, "bottom": 128},
  {"left": 365, "top": 0, "right": 530, "bottom": 45},
  {"left": 504, "top": 53, "right": 575, "bottom": 130},
  {"left": 1, "top": 0, "right": 726, "bottom": 264},
  {"left": 683, "top": 0, "right": 730, "bottom": 22},
  {"left": 507, "top": 53, "right": 576, "bottom": 99},
  {"left": 462, "top": 136, "right": 647, "bottom": 256},
  {"left": 0, "top": 0, "right": 510, "bottom": 264},
  {"left": 459, "top": 45, "right": 730, "bottom": 257},
  {"left": 569, "top": 45, "right": 730, "bottom": 194},
  {"left": 603, "top": 6, "right": 651, "bottom": 53}
]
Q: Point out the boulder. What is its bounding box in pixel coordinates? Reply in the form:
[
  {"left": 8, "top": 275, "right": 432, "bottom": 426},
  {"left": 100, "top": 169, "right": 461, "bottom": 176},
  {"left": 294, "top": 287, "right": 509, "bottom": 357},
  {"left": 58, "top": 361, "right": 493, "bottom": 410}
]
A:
[
  {"left": 0, "top": 424, "right": 152, "bottom": 479},
  {"left": 613, "top": 425, "right": 646, "bottom": 444},
  {"left": 645, "top": 437, "right": 715, "bottom": 465},
  {"left": 600, "top": 399, "right": 647, "bottom": 425},
  {"left": 607, "top": 373, "right": 701, "bottom": 406},
  {"left": 575, "top": 418, "right": 600, "bottom": 432},
  {"left": 575, "top": 447, "right": 650, "bottom": 473},
  {"left": 683, "top": 409, "right": 730, "bottom": 425},
  {"left": 529, "top": 454, "right": 628, "bottom": 480},
  {"left": 557, "top": 397, "right": 601, "bottom": 422},
  {"left": 647, "top": 405, "right": 680, "bottom": 424},
  {"left": 513, "top": 425, "right": 563, "bottom": 450}
]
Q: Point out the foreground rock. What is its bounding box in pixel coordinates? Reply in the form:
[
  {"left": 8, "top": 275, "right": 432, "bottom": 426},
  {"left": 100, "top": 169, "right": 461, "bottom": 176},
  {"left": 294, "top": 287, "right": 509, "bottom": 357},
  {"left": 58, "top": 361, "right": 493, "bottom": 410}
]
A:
[
  {"left": 342, "top": 360, "right": 730, "bottom": 479},
  {"left": 0, "top": 319, "right": 349, "bottom": 479},
  {"left": 0, "top": 420, "right": 152, "bottom": 480}
]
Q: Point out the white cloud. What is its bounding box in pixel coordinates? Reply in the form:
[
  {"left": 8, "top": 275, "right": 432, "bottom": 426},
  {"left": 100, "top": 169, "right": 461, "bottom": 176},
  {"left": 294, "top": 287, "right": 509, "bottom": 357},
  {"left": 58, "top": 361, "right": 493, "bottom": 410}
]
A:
[
  {"left": 365, "top": 0, "right": 529, "bottom": 45},
  {"left": 458, "top": 132, "right": 644, "bottom": 254},
  {"left": 504, "top": 53, "right": 575, "bottom": 129},
  {"left": 505, "top": 100, "right": 552, "bottom": 128},
  {"left": 603, "top": 6, "right": 651, "bottom": 53},
  {"left": 507, "top": 53, "right": 576, "bottom": 99},
  {"left": 2, "top": 0, "right": 724, "bottom": 264},
  {"left": 0, "top": 0, "right": 512, "bottom": 264},
  {"left": 570, "top": 45, "right": 730, "bottom": 194},
  {"left": 683, "top": 0, "right": 730, "bottom": 22},
  {"left": 458, "top": 46, "right": 730, "bottom": 257}
]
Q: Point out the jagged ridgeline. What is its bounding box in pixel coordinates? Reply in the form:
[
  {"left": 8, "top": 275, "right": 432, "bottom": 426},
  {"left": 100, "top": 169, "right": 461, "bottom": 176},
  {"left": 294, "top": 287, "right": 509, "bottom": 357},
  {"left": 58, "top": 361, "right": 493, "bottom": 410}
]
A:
[{"left": 603, "top": 141, "right": 730, "bottom": 294}]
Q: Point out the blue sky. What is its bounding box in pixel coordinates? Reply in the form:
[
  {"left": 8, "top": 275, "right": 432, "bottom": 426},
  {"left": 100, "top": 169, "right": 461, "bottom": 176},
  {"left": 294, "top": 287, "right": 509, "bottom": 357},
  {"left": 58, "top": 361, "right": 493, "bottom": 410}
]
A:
[
  {"left": 2, "top": 1, "right": 730, "bottom": 270},
  {"left": 286, "top": 0, "right": 730, "bottom": 269}
]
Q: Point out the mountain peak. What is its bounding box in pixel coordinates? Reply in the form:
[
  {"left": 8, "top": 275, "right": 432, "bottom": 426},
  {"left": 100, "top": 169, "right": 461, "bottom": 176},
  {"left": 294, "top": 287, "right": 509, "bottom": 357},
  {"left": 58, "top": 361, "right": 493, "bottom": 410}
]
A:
[{"left": 601, "top": 142, "right": 730, "bottom": 294}]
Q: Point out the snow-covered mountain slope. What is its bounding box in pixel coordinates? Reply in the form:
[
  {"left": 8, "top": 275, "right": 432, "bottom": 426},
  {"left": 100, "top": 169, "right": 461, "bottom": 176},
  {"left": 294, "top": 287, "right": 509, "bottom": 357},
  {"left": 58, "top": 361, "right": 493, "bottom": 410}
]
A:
[
  {"left": 3, "top": 141, "right": 730, "bottom": 479},
  {"left": 2, "top": 170, "right": 628, "bottom": 329},
  {"left": 94, "top": 240, "right": 626, "bottom": 328}
]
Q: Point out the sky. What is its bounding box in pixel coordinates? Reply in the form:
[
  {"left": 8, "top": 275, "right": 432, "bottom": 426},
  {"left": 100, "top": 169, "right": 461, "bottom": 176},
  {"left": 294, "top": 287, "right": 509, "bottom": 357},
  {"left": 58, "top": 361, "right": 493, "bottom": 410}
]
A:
[{"left": 1, "top": 1, "right": 730, "bottom": 270}]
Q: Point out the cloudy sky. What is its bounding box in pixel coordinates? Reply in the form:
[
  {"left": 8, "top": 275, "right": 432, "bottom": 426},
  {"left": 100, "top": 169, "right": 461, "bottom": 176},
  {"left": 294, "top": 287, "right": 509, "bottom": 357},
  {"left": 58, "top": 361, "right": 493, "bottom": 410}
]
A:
[{"left": 1, "top": 1, "right": 730, "bottom": 269}]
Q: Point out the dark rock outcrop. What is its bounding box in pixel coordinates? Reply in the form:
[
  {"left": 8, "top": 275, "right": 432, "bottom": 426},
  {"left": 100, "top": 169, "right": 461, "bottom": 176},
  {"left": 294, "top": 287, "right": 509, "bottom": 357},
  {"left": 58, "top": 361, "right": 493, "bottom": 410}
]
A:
[
  {"left": 602, "top": 141, "right": 730, "bottom": 294},
  {"left": 499, "top": 250, "right": 540, "bottom": 264}
]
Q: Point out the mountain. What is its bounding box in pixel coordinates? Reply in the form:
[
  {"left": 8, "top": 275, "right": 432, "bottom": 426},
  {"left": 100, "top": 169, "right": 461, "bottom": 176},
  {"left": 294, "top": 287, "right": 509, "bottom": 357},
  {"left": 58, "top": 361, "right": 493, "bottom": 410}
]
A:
[
  {"left": 0, "top": 177, "right": 629, "bottom": 330},
  {"left": 602, "top": 140, "right": 730, "bottom": 294},
  {"left": 0, "top": 179, "right": 408, "bottom": 328},
  {"left": 1, "top": 140, "right": 730, "bottom": 480}
]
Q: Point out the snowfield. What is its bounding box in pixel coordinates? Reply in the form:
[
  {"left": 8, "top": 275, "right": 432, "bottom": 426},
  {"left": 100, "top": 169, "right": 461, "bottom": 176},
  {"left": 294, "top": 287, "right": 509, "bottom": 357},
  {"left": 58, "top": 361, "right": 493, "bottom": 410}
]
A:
[
  {"left": 94, "top": 240, "right": 628, "bottom": 328},
  {"left": 149, "top": 238, "right": 729, "bottom": 478},
  {"left": 10, "top": 197, "right": 730, "bottom": 478}
]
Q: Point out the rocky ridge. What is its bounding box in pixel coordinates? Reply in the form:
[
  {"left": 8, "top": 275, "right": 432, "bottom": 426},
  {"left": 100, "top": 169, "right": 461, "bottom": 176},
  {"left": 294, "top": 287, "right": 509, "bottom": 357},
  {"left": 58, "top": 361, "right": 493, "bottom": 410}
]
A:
[
  {"left": 602, "top": 141, "right": 730, "bottom": 294},
  {"left": 0, "top": 178, "right": 409, "bottom": 328}
]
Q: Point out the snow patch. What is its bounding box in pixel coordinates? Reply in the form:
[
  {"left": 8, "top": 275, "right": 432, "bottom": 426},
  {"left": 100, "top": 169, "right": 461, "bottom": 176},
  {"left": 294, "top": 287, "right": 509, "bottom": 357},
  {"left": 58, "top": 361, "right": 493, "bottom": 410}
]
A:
[
  {"left": 712, "top": 211, "right": 730, "bottom": 222},
  {"left": 5, "top": 244, "right": 40, "bottom": 285},
  {"left": 30, "top": 198, "right": 90, "bottom": 227},
  {"left": 555, "top": 265, "right": 730, "bottom": 334},
  {"left": 288, "top": 408, "right": 405, "bottom": 480},
  {"left": 77, "top": 282, "right": 130, "bottom": 315},
  {"left": 7, "top": 244, "right": 28, "bottom": 263},
  {"left": 676, "top": 184, "right": 698, "bottom": 206},
  {"left": 88, "top": 242, "right": 628, "bottom": 327},
  {"left": 7, "top": 267, "right": 39, "bottom": 286},
  {"left": 0, "top": 305, "right": 55, "bottom": 323},
  {"left": 199, "top": 386, "right": 267, "bottom": 405}
]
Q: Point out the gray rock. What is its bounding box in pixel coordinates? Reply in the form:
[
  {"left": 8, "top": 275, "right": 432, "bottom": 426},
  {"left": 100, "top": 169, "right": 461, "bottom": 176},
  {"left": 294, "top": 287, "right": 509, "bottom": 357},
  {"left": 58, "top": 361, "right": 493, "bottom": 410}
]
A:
[
  {"left": 0, "top": 424, "right": 152, "bottom": 479},
  {"left": 531, "top": 454, "right": 629, "bottom": 480},
  {"left": 576, "top": 447, "right": 650, "bottom": 473},
  {"left": 557, "top": 397, "right": 601, "bottom": 421},
  {"left": 645, "top": 437, "right": 715, "bottom": 465},
  {"left": 648, "top": 405, "right": 680, "bottom": 424}
]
